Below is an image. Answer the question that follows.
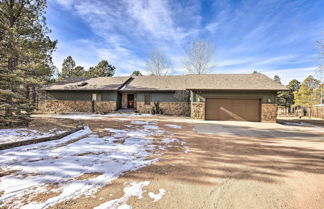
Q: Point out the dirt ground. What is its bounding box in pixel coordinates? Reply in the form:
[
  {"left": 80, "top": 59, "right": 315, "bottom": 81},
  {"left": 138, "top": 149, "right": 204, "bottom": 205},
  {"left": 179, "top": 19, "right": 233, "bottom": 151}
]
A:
[
  {"left": 21, "top": 117, "right": 81, "bottom": 134},
  {"left": 33, "top": 115, "right": 324, "bottom": 209}
]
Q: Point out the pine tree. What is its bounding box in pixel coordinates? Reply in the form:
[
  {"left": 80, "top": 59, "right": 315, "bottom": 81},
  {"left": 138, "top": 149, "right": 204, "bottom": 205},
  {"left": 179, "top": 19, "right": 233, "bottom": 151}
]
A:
[
  {"left": 70, "top": 66, "right": 86, "bottom": 78},
  {"left": 278, "top": 79, "right": 300, "bottom": 112},
  {"left": 131, "top": 70, "right": 143, "bottom": 76},
  {"left": 0, "top": 0, "right": 56, "bottom": 126},
  {"left": 86, "top": 60, "right": 115, "bottom": 77},
  {"left": 59, "top": 56, "right": 76, "bottom": 79},
  {"left": 273, "top": 75, "right": 281, "bottom": 84},
  {"left": 294, "top": 76, "right": 319, "bottom": 107}
]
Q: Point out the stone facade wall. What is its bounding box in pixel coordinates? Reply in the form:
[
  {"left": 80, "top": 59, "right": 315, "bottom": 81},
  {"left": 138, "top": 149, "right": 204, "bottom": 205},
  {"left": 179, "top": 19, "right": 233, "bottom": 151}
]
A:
[
  {"left": 95, "top": 101, "right": 116, "bottom": 113},
  {"left": 38, "top": 100, "right": 116, "bottom": 113},
  {"left": 191, "top": 102, "right": 205, "bottom": 120},
  {"left": 38, "top": 100, "right": 93, "bottom": 113},
  {"left": 261, "top": 104, "right": 277, "bottom": 122},
  {"left": 136, "top": 101, "right": 190, "bottom": 116}
]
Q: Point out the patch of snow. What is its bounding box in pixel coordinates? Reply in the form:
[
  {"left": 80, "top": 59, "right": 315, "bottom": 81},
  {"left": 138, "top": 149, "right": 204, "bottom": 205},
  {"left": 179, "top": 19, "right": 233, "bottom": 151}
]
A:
[
  {"left": 283, "top": 122, "right": 324, "bottom": 133},
  {"left": 131, "top": 121, "right": 148, "bottom": 125},
  {"left": 162, "top": 138, "right": 186, "bottom": 145},
  {"left": 93, "top": 181, "right": 150, "bottom": 209},
  {"left": 162, "top": 138, "right": 177, "bottom": 143},
  {"left": 148, "top": 189, "right": 166, "bottom": 202},
  {"left": 0, "top": 123, "right": 164, "bottom": 209},
  {"left": 0, "top": 119, "right": 188, "bottom": 208},
  {"left": 0, "top": 128, "right": 66, "bottom": 144},
  {"left": 48, "top": 113, "right": 153, "bottom": 121},
  {"left": 284, "top": 122, "right": 309, "bottom": 126},
  {"left": 165, "top": 124, "right": 182, "bottom": 129},
  {"left": 184, "top": 146, "right": 190, "bottom": 153},
  {"left": 49, "top": 114, "right": 104, "bottom": 120},
  {"left": 143, "top": 125, "right": 160, "bottom": 130}
]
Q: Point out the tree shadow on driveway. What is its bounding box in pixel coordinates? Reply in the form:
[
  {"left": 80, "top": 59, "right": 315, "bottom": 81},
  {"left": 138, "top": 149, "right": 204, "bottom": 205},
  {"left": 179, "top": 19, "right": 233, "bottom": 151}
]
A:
[{"left": 124, "top": 122, "right": 324, "bottom": 185}]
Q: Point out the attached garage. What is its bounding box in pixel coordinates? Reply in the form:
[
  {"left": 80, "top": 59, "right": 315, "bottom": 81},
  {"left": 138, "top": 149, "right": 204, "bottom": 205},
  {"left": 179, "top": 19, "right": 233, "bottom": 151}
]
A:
[{"left": 205, "top": 98, "right": 261, "bottom": 122}]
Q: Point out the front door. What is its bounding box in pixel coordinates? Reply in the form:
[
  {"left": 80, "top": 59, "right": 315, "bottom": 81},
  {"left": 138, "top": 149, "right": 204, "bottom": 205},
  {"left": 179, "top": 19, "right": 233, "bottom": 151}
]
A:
[{"left": 127, "top": 94, "right": 134, "bottom": 108}]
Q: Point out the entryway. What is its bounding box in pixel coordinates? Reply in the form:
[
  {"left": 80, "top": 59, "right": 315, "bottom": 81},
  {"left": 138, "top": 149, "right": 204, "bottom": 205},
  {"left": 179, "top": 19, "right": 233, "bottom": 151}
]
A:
[{"left": 127, "top": 94, "right": 134, "bottom": 108}]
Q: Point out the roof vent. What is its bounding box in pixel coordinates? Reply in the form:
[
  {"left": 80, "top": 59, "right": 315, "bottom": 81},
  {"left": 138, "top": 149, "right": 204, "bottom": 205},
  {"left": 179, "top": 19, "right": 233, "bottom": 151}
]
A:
[{"left": 77, "top": 82, "right": 88, "bottom": 87}]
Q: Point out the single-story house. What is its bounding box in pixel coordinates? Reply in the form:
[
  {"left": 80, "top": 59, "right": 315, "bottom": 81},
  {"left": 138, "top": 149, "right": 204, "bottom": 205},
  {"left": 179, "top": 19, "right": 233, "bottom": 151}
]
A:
[{"left": 40, "top": 73, "right": 287, "bottom": 122}]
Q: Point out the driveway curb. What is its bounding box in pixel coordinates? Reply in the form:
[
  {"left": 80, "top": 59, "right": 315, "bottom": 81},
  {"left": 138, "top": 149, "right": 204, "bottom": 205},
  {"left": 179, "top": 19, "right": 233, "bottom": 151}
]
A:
[{"left": 0, "top": 126, "right": 84, "bottom": 150}]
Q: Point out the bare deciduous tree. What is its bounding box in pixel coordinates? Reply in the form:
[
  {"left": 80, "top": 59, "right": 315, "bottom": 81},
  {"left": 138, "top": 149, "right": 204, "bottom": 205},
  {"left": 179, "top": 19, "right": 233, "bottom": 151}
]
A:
[
  {"left": 146, "top": 48, "right": 172, "bottom": 76},
  {"left": 183, "top": 39, "right": 215, "bottom": 74}
]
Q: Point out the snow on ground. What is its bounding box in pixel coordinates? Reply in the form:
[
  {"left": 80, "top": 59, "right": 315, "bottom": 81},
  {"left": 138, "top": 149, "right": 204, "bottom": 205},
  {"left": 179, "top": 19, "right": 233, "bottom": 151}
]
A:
[
  {"left": 94, "top": 181, "right": 166, "bottom": 209},
  {"left": 93, "top": 181, "right": 150, "bottom": 209},
  {"left": 165, "top": 124, "right": 182, "bottom": 129},
  {"left": 131, "top": 120, "right": 149, "bottom": 125},
  {"left": 47, "top": 113, "right": 152, "bottom": 120},
  {"left": 148, "top": 189, "right": 166, "bottom": 202},
  {"left": 162, "top": 138, "right": 189, "bottom": 153},
  {"left": 0, "top": 128, "right": 66, "bottom": 144},
  {"left": 283, "top": 121, "right": 324, "bottom": 133},
  {"left": 0, "top": 120, "right": 183, "bottom": 209}
]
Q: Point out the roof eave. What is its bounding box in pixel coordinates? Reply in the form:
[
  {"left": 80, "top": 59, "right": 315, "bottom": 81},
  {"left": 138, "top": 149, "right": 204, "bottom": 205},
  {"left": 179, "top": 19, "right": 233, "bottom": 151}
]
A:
[
  {"left": 187, "top": 88, "right": 288, "bottom": 91},
  {"left": 43, "top": 88, "right": 118, "bottom": 91}
]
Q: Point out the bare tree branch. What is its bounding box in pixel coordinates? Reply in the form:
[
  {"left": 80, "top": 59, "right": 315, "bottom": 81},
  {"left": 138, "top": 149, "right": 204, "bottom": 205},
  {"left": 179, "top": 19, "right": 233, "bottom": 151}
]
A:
[
  {"left": 146, "top": 48, "right": 172, "bottom": 76},
  {"left": 183, "top": 39, "right": 215, "bottom": 74}
]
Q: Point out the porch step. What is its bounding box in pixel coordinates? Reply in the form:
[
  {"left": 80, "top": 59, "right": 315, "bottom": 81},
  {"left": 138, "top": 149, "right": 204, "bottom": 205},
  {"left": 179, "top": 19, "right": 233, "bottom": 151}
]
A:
[{"left": 116, "top": 108, "right": 136, "bottom": 113}]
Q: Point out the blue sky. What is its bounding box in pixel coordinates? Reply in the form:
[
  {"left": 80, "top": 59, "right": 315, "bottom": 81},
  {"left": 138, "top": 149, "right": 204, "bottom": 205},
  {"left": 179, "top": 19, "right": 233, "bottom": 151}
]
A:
[{"left": 47, "top": 0, "right": 324, "bottom": 84}]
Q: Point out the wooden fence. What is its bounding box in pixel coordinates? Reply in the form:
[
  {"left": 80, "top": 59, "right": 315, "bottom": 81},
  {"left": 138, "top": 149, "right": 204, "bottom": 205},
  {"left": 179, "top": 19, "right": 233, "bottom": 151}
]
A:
[{"left": 278, "top": 106, "right": 324, "bottom": 119}]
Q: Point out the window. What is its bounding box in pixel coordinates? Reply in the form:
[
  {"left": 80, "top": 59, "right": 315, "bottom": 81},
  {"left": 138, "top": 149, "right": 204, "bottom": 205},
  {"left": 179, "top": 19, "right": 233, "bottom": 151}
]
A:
[
  {"left": 92, "top": 93, "right": 102, "bottom": 101},
  {"left": 144, "top": 93, "right": 151, "bottom": 105}
]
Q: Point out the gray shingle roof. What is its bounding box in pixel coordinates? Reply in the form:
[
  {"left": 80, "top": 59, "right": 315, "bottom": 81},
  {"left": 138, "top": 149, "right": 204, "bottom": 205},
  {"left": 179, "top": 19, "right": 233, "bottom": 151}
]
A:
[
  {"left": 44, "top": 73, "right": 287, "bottom": 92},
  {"left": 44, "top": 76, "right": 131, "bottom": 91},
  {"left": 121, "top": 74, "right": 287, "bottom": 91},
  {"left": 185, "top": 73, "right": 287, "bottom": 91}
]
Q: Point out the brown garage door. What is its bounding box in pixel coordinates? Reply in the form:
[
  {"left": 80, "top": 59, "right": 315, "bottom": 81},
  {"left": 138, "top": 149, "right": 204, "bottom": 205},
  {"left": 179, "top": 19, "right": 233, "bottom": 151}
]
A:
[{"left": 205, "top": 98, "right": 261, "bottom": 122}]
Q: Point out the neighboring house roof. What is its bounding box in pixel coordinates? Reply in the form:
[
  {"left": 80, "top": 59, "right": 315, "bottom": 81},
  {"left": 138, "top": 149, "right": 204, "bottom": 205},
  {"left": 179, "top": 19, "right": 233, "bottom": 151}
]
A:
[
  {"left": 121, "top": 74, "right": 287, "bottom": 91},
  {"left": 44, "top": 76, "right": 131, "bottom": 91},
  {"left": 44, "top": 73, "right": 287, "bottom": 92}
]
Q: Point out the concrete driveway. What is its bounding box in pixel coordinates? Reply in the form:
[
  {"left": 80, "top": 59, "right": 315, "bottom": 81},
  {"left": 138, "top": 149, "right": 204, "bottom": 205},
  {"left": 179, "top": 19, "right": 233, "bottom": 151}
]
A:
[{"left": 194, "top": 121, "right": 324, "bottom": 140}]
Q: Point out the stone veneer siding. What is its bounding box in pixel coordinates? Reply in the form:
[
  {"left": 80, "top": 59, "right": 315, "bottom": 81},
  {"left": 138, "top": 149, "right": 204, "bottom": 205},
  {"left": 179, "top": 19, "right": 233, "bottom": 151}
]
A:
[
  {"left": 261, "top": 103, "right": 277, "bottom": 122},
  {"left": 95, "top": 101, "right": 117, "bottom": 113},
  {"left": 136, "top": 101, "right": 190, "bottom": 116},
  {"left": 38, "top": 100, "right": 116, "bottom": 113},
  {"left": 191, "top": 102, "right": 205, "bottom": 120}
]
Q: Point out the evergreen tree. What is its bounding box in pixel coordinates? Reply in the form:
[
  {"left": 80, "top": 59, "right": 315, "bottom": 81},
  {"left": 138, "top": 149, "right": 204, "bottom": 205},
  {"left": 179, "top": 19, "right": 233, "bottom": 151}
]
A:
[
  {"left": 70, "top": 66, "right": 85, "bottom": 78},
  {"left": 59, "top": 56, "right": 75, "bottom": 79},
  {"left": 0, "top": 0, "right": 56, "bottom": 126},
  {"left": 278, "top": 79, "right": 300, "bottom": 111},
  {"left": 86, "top": 60, "right": 115, "bottom": 77},
  {"left": 131, "top": 70, "right": 143, "bottom": 76},
  {"left": 294, "top": 76, "right": 319, "bottom": 107},
  {"left": 273, "top": 75, "right": 281, "bottom": 84}
]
